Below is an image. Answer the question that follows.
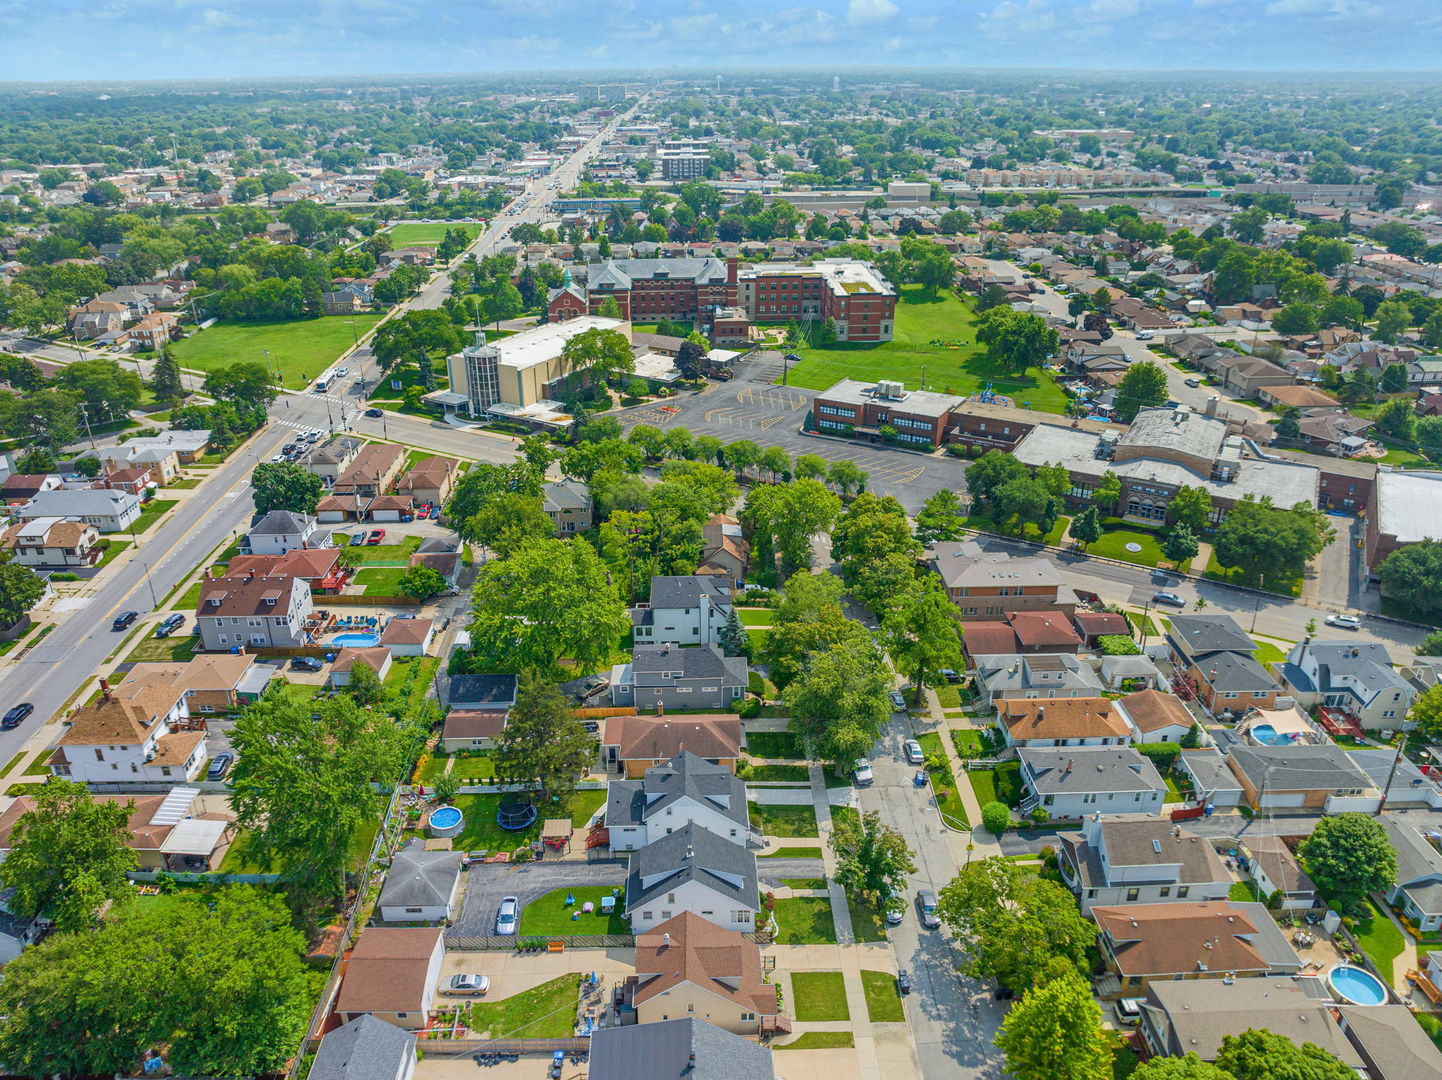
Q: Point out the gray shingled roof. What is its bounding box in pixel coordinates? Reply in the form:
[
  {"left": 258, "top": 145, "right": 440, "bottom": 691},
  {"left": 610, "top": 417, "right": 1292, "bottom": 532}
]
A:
[
  {"left": 377, "top": 846, "right": 462, "bottom": 910},
  {"left": 308, "top": 1015, "right": 416, "bottom": 1080},
  {"left": 1017, "top": 747, "right": 1165, "bottom": 795},
  {"left": 625, "top": 822, "right": 758, "bottom": 914},
  {"left": 1167, "top": 614, "right": 1258, "bottom": 658},
  {"left": 1196, "top": 651, "right": 1277, "bottom": 694},
  {"left": 589, "top": 1018, "right": 774, "bottom": 1080},
  {"left": 1226, "top": 745, "right": 1372, "bottom": 793},
  {"left": 249, "top": 510, "right": 313, "bottom": 535},
  {"left": 648, "top": 575, "right": 731, "bottom": 610},
  {"left": 606, "top": 752, "right": 749, "bottom": 831},
  {"left": 631, "top": 644, "right": 747, "bottom": 689},
  {"left": 448, "top": 674, "right": 518, "bottom": 709}
]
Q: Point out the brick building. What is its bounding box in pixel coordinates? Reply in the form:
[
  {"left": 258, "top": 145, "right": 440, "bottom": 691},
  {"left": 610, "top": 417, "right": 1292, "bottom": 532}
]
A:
[{"left": 811, "top": 379, "right": 963, "bottom": 447}]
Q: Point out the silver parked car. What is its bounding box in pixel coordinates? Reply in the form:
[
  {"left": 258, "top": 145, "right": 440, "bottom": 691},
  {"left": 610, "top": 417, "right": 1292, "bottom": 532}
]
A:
[
  {"left": 917, "top": 889, "right": 940, "bottom": 929},
  {"left": 495, "top": 896, "right": 519, "bottom": 935}
]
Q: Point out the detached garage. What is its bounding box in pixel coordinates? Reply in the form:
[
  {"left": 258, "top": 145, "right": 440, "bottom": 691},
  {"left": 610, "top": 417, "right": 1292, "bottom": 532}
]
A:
[{"left": 369, "top": 495, "right": 412, "bottom": 523}]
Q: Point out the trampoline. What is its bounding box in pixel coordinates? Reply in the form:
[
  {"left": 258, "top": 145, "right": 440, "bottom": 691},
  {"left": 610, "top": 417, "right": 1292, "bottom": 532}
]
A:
[{"left": 496, "top": 799, "right": 538, "bottom": 831}]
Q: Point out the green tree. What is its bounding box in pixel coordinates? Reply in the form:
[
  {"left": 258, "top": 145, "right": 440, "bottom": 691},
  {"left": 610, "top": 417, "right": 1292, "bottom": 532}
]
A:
[
  {"left": 0, "top": 779, "right": 138, "bottom": 934},
  {"left": 0, "top": 888, "right": 310, "bottom": 1078},
  {"left": 1162, "top": 523, "right": 1200, "bottom": 565},
  {"left": 1212, "top": 496, "right": 1335, "bottom": 586},
  {"left": 1415, "top": 630, "right": 1442, "bottom": 657},
  {"left": 1407, "top": 683, "right": 1442, "bottom": 745},
  {"left": 446, "top": 460, "right": 544, "bottom": 534},
  {"left": 148, "top": 346, "right": 186, "bottom": 406},
  {"left": 1114, "top": 360, "right": 1170, "bottom": 422},
  {"left": 1169, "top": 485, "right": 1214, "bottom": 533},
  {"left": 54, "top": 358, "right": 144, "bottom": 419},
  {"left": 484, "top": 279, "right": 525, "bottom": 328},
  {"left": 203, "top": 361, "right": 279, "bottom": 408},
  {"left": 830, "top": 808, "right": 917, "bottom": 903},
  {"left": 467, "top": 491, "right": 555, "bottom": 557},
  {"left": 1276, "top": 408, "right": 1302, "bottom": 440},
  {"left": 492, "top": 672, "right": 595, "bottom": 802},
  {"left": 229, "top": 694, "right": 409, "bottom": 901},
  {"left": 744, "top": 479, "right": 841, "bottom": 579},
  {"left": 717, "top": 606, "right": 749, "bottom": 658},
  {"left": 398, "top": 564, "right": 447, "bottom": 600},
  {"left": 883, "top": 576, "right": 964, "bottom": 705},
  {"left": 344, "top": 660, "right": 385, "bottom": 705},
  {"left": 371, "top": 309, "right": 464, "bottom": 374},
  {"left": 991, "top": 477, "right": 1062, "bottom": 537},
  {"left": 250, "top": 461, "right": 323, "bottom": 515},
  {"left": 468, "top": 538, "right": 629, "bottom": 672},
  {"left": 937, "top": 856, "right": 1095, "bottom": 991},
  {"left": 1070, "top": 505, "right": 1103, "bottom": 550},
  {"left": 826, "top": 459, "right": 868, "bottom": 498},
  {"left": 975, "top": 308, "right": 1059, "bottom": 373},
  {"left": 1270, "top": 303, "right": 1319, "bottom": 336},
  {"left": 561, "top": 326, "right": 634, "bottom": 385},
  {"left": 0, "top": 563, "right": 45, "bottom": 628},
  {"left": 765, "top": 572, "right": 871, "bottom": 690},
  {"left": 1374, "top": 396, "right": 1418, "bottom": 442},
  {"left": 1097, "top": 634, "right": 1142, "bottom": 655},
  {"left": 1131, "top": 1056, "right": 1233, "bottom": 1080},
  {"left": 13, "top": 447, "right": 55, "bottom": 474},
  {"left": 1374, "top": 298, "right": 1413, "bottom": 343},
  {"left": 794, "top": 453, "right": 828, "bottom": 482},
  {"left": 965, "top": 450, "right": 1032, "bottom": 512},
  {"left": 1214, "top": 1029, "right": 1359, "bottom": 1080},
  {"left": 1093, "top": 470, "right": 1122, "bottom": 512},
  {"left": 1380, "top": 541, "right": 1442, "bottom": 619},
  {"left": 994, "top": 968, "right": 1112, "bottom": 1080},
  {"left": 784, "top": 638, "right": 892, "bottom": 766},
  {"left": 1296, "top": 812, "right": 1397, "bottom": 910},
  {"left": 914, "top": 489, "right": 965, "bottom": 544}
]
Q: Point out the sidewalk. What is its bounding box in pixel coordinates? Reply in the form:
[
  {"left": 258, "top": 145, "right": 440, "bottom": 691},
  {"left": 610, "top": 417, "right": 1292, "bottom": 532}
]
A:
[{"left": 915, "top": 686, "right": 1002, "bottom": 860}]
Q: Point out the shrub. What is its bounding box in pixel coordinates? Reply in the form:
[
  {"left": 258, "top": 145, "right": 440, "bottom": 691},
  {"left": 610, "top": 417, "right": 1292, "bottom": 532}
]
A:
[
  {"left": 981, "top": 801, "right": 1011, "bottom": 835},
  {"left": 738, "top": 697, "right": 762, "bottom": 719},
  {"left": 1135, "top": 743, "right": 1181, "bottom": 771}
]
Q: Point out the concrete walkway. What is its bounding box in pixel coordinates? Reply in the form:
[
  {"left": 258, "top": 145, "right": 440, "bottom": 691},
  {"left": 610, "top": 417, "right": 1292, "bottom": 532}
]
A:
[
  {"left": 1371, "top": 894, "right": 1421, "bottom": 991},
  {"left": 916, "top": 686, "right": 1002, "bottom": 859}
]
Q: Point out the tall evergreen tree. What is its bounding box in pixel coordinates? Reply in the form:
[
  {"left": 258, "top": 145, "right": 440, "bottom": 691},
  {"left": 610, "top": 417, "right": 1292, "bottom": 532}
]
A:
[{"left": 148, "top": 346, "right": 186, "bottom": 405}]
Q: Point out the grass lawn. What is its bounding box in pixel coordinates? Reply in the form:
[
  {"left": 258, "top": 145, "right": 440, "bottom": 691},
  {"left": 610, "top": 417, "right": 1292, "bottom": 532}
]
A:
[
  {"left": 830, "top": 805, "right": 860, "bottom": 832},
  {"left": 745, "top": 628, "right": 769, "bottom": 651},
  {"left": 1163, "top": 775, "right": 1184, "bottom": 804},
  {"left": 848, "top": 894, "right": 890, "bottom": 943},
  {"left": 780, "top": 877, "right": 827, "bottom": 890},
  {"left": 518, "top": 886, "right": 627, "bottom": 936},
  {"left": 1085, "top": 523, "right": 1182, "bottom": 570},
  {"left": 1353, "top": 899, "right": 1405, "bottom": 984},
  {"left": 964, "top": 511, "right": 1069, "bottom": 546},
  {"left": 449, "top": 793, "right": 542, "bottom": 852},
  {"left": 738, "top": 762, "right": 811, "bottom": 782},
  {"left": 773, "top": 897, "right": 838, "bottom": 944},
  {"left": 1203, "top": 551, "right": 1302, "bottom": 597},
  {"left": 464, "top": 975, "right": 579, "bottom": 1039},
  {"left": 131, "top": 499, "right": 179, "bottom": 534},
  {"left": 442, "top": 754, "right": 497, "bottom": 783},
  {"left": 916, "top": 732, "right": 970, "bottom": 827},
  {"left": 737, "top": 607, "right": 774, "bottom": 627},
  {"left": 775, "top": 1033, "right": 854, "bottom": 1050},
  {"left": 123, "top": 634, "right": 199, "bottom": 664},
  {"left": 760, "top": 845, "right": 823, "bottom": 858},
  {"left": 745, "top": 732, "right": 803, "bottom": 759},
  {"left": 749, "top": 802, "right": 819, "bottom": 838},
  {"left": 968, "top": 760, "right": 1023, "bottom": 809},
  {"left": 166, "top": 477, "right": 203, "bottom": 489},
  {"left": 170, "top": 314, "right": 385, "bottom": 391},
  {"left": 354, "top": 567, "right": 410, "bottom": 596},
  {"left": 568, "top": 787, "right": 607, "bottom": 827},
  {"left": 1252, "top": 641, "right": 1286, "bottom": 666},
  {"left": 1126, "top": 610, "right": 1161, "bottom": 638},
  {"left": 350, "top": 535, "right": 423, "bottom": 565},
  {"left": 790, "top": 971, "right": 849, "bottom": 1020},
  {"left": 96, "top": 540, "right": 131, "bottom": 568},
  {"left": 386, "top": 222, "right": 481, "bottom": 247},
  {"left": 936, "top": 684, "right": 963, "bottom": 710},
  {"left": 1229, "top": 879, "right": 1264, "bottom": 902},
  {"left": 785, "top": 286, "right": 1069, "bottom": 414},
  {"left": 952, "top": 729, "right": 985, "bottom": 757},
  {"left": 861, "top": 969, "right": 905, "bottom": 1022}
]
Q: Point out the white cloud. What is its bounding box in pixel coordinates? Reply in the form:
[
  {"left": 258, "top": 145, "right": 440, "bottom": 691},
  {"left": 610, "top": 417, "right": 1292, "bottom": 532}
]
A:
[
  {"left": 1081, "top": 0, "right": 1139, "bottom": 20},
  {"left": 847, "top": 0, "right": 900, "bottom": 24},
  {"left": 1264, "top": 0, "right": 1368, "bottom": 14}
]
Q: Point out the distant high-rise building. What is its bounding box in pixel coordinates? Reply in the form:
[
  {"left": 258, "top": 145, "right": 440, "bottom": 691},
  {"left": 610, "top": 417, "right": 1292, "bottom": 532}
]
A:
[{"left": 832, "top": 76, "right": 841, "bottom": 92}]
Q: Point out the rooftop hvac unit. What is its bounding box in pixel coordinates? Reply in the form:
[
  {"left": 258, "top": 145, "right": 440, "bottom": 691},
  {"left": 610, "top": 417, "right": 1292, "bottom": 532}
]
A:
[{"left": 875, "top": 379, "right": 905, "bottom": 400}]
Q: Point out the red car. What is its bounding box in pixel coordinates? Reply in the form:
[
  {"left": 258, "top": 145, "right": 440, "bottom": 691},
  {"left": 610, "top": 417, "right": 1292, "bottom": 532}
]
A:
[
  {"left": 367, "top": 529, "right": 386, "bottom": 545},
  {"left": 419, "top": 503, "right": 433, "bottom": 516}
]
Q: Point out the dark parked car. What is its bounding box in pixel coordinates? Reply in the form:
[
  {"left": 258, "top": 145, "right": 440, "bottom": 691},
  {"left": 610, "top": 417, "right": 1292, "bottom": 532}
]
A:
[
  {"left": 154, "top": 613, "right": 186, "bottom": 638},
  {"left": 897, "top": 969, "right": 911, "bottom": 995},
  {"left": 1, "top": 703, "right": 33, "bottom": 730},
  {"left": 917, "top": 889, "right": 940, "bottom": 929},
  {"left": 112, "top": 611, "right": 138, "bottom": 631},
  {"left": 289, "top": 656, "right": 324, "bottom": 672},
  {"left": 206, "top": 752, "right": 233, "bottom": 780},
  {"left": 365, "top": 408, "right": 384, "bottom": 418}
]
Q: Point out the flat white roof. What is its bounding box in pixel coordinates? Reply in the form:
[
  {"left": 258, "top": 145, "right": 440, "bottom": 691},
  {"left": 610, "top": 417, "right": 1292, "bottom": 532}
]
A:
[
  {"left": 160, "top": 817, "right": 229, "bottom": 855},
  {"left": 1378, "top": 470, "right": 1442, "bottom": 543},
  {"left": 494, "top": 316, "right": 628, "bottom": 373}
]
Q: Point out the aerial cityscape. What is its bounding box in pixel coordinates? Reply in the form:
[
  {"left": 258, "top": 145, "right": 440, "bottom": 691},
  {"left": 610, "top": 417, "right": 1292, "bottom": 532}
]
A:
[{"left": 3, "top": 8, "right": 1442, "bottom": 1080}]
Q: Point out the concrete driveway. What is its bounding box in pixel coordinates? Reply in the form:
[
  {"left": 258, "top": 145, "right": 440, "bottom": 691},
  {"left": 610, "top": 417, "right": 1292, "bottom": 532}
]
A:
[{"left": 453, "top": 858, "right": 627, "bottom": 938}]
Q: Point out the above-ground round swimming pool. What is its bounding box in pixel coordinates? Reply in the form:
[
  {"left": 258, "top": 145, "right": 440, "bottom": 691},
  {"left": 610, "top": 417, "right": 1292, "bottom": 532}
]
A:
[
  {"left": 1328, "top": 964, "right": 1388, "bottom": 1005},
  {"left": 428, "top": 805, "right": 465, "bottom": 839},
  {"left": 1250, "top": 724, "right": 1288, "bottom": 746},
  {"left": 332, "top": 632, "right": 381, "bottom": 648}
]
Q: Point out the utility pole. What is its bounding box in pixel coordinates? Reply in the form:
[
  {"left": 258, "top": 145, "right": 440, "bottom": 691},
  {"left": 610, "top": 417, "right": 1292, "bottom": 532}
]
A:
[
  {"left": 76, "top": 403, "right": 97, "bottom": 451},
  {"left": 1377, "top": 739, "right": 1407, "bottom": 815}
]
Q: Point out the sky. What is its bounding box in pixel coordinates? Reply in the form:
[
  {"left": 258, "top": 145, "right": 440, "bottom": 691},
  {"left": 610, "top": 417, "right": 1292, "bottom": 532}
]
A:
[{"left": 3, "top": 0, "right": 1440, "bottom": 82}]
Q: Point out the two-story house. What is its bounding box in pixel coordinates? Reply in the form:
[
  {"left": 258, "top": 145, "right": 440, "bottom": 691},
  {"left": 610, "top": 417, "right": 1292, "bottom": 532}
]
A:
[
  {"left": 305, "top": 436, "right": 363, "bottom": 484},
  {"left": 973, "top": 653, "right": 1105, "bottom": 704},
  {"left": 16, "top": 488, "right": 140, "bottom": 533},
  {"left": 696, "top": 514, "right": 749, "bottom": 585},
  {"left": 1165, "top": 614, "right": 1280, "bottom": 718},
  {"left": 1058, "top": 813, "right": 1231, "bottom": 914},
  {"left": 1017, "top": 747, "right": 1167, "bottom": 820},
  {"left": 631, "top": 575, "right": 732, "bottom": 647},
  {"left": 624, "top": 822, "right": 761, "bottom": 933},
  {"left": 542, "top": 480, "right": 593, "bottom": 535},
  {"left": 929, "top": 541, "right": 1079, "bottom": 620},
  {"left": 1278, "top": 640, "right": 1415, "bottom": 731},
  {"left": 609, "top": 643, "right": 747, "bottom": 713},
  {"left": 196, "top": 573, "right": 314, "bottom": 651},
  {"left": 0, "top": 517, "right": 102, "bottom": 567},
  {"left": 1381, "top": 816, "right": 1442, "bottom": 933},
  {"left": 332, "top": 444, "right": 406, "bottom": 499},
  {"left": 998, "top": 698, "right": 1134, "bottom": 749},
  {"left": 242, "top": 510, "right": 332, "bottom": 556},
  {"left": 605, "top": 752, "right": 760, "bottom": 852},
  {"left": 48, "top": 682, "right": 206, "bottom": 786}
]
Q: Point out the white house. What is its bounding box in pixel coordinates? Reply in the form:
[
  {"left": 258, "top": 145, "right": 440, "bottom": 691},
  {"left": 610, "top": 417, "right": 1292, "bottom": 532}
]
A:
[
  {"left": 196, "top": 574, "right": 314, "bottom": 651},
  {"left": 0, "top": 518, "right": 102, "bottom": 568},
  {"left": 1381, "top": 816, "right": 1442, "bottom": 933},
  {"left": 1278, "top": 640, "right": 1416, "bottom": 731},
  {"left": 1116, "top": 689, "right": 1196, "bottom": 744},
  {"left": 48, "top": 681, "right": 206, "bottom": 786},
  {"left": 16, "top": 488, "right": 140, "bottom": 533},
  {"left": 625, "top": 822, "right": 760, "bottom": 933},
  {"left": 631, "top": 575, "right": 732, "bottom": 647},
  {"left": 378, "top": 617, "right": 435, "bottom": 658},
  {"left": 1058, "top": 813, "right": 1231, "bottom": 914},
  {"left": 605, "top": 752, "right": 760, "bottom": 852},
  {"left": 1016, "top": 746, "right": 1166, "bottom": 820},
  {"left": 377, "top": 844, "right": 463, "bottom": 923},
  {"left": 243, "top": 510, "right": 332, "bottom": 556}
]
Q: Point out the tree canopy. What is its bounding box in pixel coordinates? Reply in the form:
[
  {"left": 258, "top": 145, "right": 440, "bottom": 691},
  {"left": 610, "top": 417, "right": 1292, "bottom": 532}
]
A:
[
  {"left": 250, "top": 461, "right": 323, "bottom": 515},
  {"left": 493, "top": 672, "right": 595, "bottom": 803},
  {"left": 1296, "top": 812, "right": 1396, "bottom": 909}
]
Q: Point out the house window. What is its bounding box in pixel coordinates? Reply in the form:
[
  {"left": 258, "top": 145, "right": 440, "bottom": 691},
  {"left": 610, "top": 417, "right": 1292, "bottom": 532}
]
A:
[
  {"left": 734, "top": 910, "right": 752, "bottom": 923},
  {"left": 667, "top": 893, "right": 676, "bottom": 903},
  {"left": 406, "top": 907, "right": 422, "bottom": 914},
  {"left": 1126, "top": 888, "right": 1139, "bottom": 902},
  {"left": 1177, "top": 887, "right": 1189, "bottom": 898},
  {"left": 1159, "top": 887, "right": 1170, "bottom": 897},
  {"left": 642, "top": 911, "right": 653, "bottom": 920},
  {"left": 740, "top": 1012, "right": 756, "bottom": 1022}
]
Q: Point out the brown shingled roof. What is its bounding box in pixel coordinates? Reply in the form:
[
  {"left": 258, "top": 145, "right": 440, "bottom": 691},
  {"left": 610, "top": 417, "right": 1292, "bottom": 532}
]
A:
[
  {"left": 1008, "top": 612, "right": 1082, "bottom": 649},
  {"left": 998, "top": 697, "right": 1131, "bottom": 742},
  {"left": 335, "top": 928, "right": 442, "bottom": 1016},
  {"left": 633, "top": 912, "right": 779, "bottom": 1016},
  {"left": 1092, "top": 902, "right": 1280, "bottom": 978},
  {"left": 609, "top": 715, "right": 741, "bottom": 762},
  {"left": 1120, "top": 688, "right": 1194, "bottom": 735}
]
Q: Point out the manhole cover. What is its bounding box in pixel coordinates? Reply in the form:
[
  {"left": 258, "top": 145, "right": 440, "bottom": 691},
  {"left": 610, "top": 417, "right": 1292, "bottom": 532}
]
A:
[{"left": 1125, "top": 542, "right": 1143, "bottom": 553}]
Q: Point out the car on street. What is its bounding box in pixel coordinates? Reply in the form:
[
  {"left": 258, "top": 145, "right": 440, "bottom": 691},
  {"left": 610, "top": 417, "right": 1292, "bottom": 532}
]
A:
[
  {"left": 1152, "top": 591, "right": 1187, "bottom": 608},
  {"left": 904, "top": 739, "right": 925, "bottom": 765},
  {"left": 270, "top": 454, "right": 283, "bottom": 463},
  {"left": 495, "top": 897, "right": 519, "bottom": 935},
  {"left": 1, "top": 703, "right": 33, "bottom": 730},
  {"left": 365, "top": 408, "right": 384, "bottom": 418},
  {"left": 367, "top": 529, "right": 386, "bottom": 544},
  {"left": 940, "top": 668, "right": 961, "bottom": 683},
  {"left": 289, "top": 656, "right": 324, "bottom": 672},
  {"left": 917, "top": 889, "right": 941, "bottom": 929},
  {"left": 897, "top": 969, "right": 911, "bottom": 995},
  {"left": 884, "top": 889, "right": 905, "bottom": 925},
  {"left": 852, "top": 758, "right": 875, "bottom": 787},
  {"left": 112, "top": 611, "right": 138, "bottom": 631},
  {"left": 207, "top": 752, "right": 233, "bottom": 780},
  {"left": 154, "top": 613, "right": 186, "bottom": 638},
  {"left": 1184, "top": 377, "right": 1201, "bottom": 388},
  {"left": 1325, "top": 613, "right": 1362, "bottom": 629},
  {"left": 889, "top": 690, "right": 907, "bottom": 710},
  {"left": 442, "top": 974, "right": 491, "bottom": 996},
  {"left": 1136, "top": 330, "right": 1155, "bottom": 340}
]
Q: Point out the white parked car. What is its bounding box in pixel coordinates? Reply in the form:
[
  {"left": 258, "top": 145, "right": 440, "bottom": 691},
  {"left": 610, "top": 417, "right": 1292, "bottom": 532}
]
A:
[
  {"left": 904, "top": 740, "right": 925, "bottom": 765},
  {"left": 495, "top": 896, "right": 519, "bottom": 935},
  {"left": 853, "top": 759, "right": 875, "bottom": 787},
  {"left": 442, "top": 974, "right": 491, "bottom": 996},
  {"left": 1325, "top": 614, "right": 1362, "bottom": 630}
]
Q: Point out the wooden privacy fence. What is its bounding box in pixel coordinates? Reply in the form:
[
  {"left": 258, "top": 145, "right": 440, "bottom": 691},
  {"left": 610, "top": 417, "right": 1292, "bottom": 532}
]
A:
[{"left": 420, "top": 1038, "right": 591, "bottom": 1056}]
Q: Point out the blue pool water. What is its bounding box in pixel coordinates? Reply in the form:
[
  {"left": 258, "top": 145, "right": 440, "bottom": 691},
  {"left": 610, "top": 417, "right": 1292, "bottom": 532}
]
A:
[
  {"left": 1328, "top": 964, "right": 1387, "bottom": 1005},
  {"left": 1251, "top": 724, "right": 1288, "bottom": 746},
  {"left": 332, "top": 632, "right": 381, "bottom": 647},
  {"left": 430, "top": 806, "right": 463, "bottom": 830}
]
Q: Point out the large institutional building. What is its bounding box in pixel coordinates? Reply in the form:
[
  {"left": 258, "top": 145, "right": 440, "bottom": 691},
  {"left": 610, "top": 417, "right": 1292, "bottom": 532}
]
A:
[{"left": 547, "top": 257, "right": 896, "bottom": 343}]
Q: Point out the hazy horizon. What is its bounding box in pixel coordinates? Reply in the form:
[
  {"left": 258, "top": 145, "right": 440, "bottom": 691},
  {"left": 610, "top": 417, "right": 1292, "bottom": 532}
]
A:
[{"left": 3, "top": 0, "right": 1439, "bottom": 83}]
